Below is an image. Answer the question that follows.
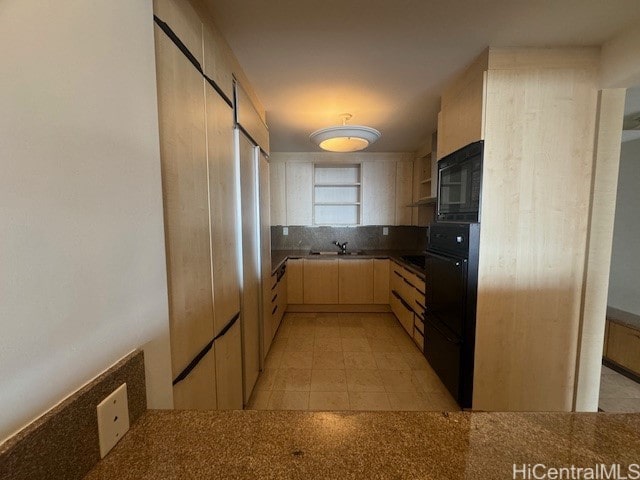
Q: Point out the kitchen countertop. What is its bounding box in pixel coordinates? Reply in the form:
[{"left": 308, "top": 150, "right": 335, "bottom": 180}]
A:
[
  {"left": 271, "top": 250, "right": 426, "bottom": 279},
  {"left": 84, "top": 410, "right": 640, "bottom": 479}
]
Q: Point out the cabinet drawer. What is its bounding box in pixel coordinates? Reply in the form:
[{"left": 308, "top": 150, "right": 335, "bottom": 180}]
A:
[
  {"left": 403, "top": 269, "right": 425, "bottom": 295},
  {"left": 413, "top": 327, "right": 424, "bottom": 352},
  {"left": 391, "top": 290, "right": 414, "bottom": 335}
]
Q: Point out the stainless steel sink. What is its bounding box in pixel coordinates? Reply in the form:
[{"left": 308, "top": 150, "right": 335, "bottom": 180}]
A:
[{"left": 309, "top": 250, "right": 366, "bottom": 256}]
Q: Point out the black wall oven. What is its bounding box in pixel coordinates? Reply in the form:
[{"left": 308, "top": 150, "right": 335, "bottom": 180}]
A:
[
  {"left": 437, "top": 141, "right": 483, "bottom": 223},
  {"left": 424, "top": 223, "right": 480, "bottom": 408}
]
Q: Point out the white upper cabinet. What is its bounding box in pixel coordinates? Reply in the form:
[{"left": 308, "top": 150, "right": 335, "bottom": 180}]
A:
[
  {"left": 361, "top": 161, "right": 396, "bottom": 225},
  {"left": 285, "top": 162, "right": 313, "bottom": 225},
  {"left": 269, "top": 162, "right": 286, "bottom": 225}
]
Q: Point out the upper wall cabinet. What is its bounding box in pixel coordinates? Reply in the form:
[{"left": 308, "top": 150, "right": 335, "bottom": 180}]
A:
[
  {"left": 437, "top": 51, "right": 488, "bottom": 159},
  {"left": 270, "top": 154, "right": 415, "bottom": 226},
  {"left": 203, "top": 23, "right": 233, "bottom": 101},
  {"left": 236, "top": 83, "right": 270, "bottom": 155},
  {"left": 285, "top": 162, "right": 313, "bottom": 225},
  {"left": 153, "top": 0, "right": 203, "bottom": 65},
  {"left": 269, "top": 162, "right": 286, "bottom": 225},
  {"left": 361, "top": 161, "right": 396, "bottom": 225}
]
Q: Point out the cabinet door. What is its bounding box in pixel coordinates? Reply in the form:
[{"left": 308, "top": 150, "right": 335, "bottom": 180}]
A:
[
  {"left": 606, "top": 322, "right": 640, "bottom": 375},
  {"left": 270, "top": 162, "right": 286, "bottom": 225},
  {"left": 373, "top": 259, "right": 390, "bottom": 304},
  {"left": 286, "top": 162, "right": 313, "bottom": 225},
  {"left": 153, "top": 0, "right": 203, "bottom": 65},
  {"left": 238, "top": 132, "right": 261, "bottom": 403},
  {"left": 214, "top": 319, "right": 243, "bottom": 409},
  {"left": 303, "top": 259, "right": 339, "bottom": 304},
  {"left": 155, "top": 26, "right": 214, "bottom": 381},
  {"left": 395, "top": 160, "right": 414, "bottom": 225},
  {"left": 287, "top": 259, "right": 304, "bottom": 303},
  {"left": 259, "top": 153, "right": 273, "bottom": 359},
  {"left": 205, "top": 84, "right": 239, "bottom": 336},
  {"left": 437, "top": 53, "right": 487, "bottom": 159},
  {"left": 173, "top": 348, "right": 217, "bottom": 410},
  {"left": 338, "top": 260, "right": 374, "bottom": 304},
  {"left": 361, "top": 161, "right": 395, "bottom": 225},
  {"left": 203, "top": 23, "right": 233, "bottom": 101}
]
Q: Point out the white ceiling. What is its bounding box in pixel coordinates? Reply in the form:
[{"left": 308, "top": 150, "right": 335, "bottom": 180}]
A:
[{"left": 203, "top": 0, "right": 640, "bottom": 153}]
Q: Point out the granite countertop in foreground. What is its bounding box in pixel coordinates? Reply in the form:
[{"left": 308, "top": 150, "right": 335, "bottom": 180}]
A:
[{"left": 84, "top": 410, "right": 640, "bottom": 479}]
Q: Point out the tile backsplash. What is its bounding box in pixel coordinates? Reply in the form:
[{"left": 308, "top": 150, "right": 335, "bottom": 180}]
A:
[{"left": 271, "top": 226, "right": 428, "bottom": 252}]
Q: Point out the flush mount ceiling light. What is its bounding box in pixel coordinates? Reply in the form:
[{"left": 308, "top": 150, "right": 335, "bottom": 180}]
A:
[{"left": 310, "top": 113, "right": 381, "bottom": 153}]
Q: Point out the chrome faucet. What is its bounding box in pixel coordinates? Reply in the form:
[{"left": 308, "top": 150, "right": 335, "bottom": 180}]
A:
[{"left": 333, "top": 241, "right": 348, "bottom": 254}]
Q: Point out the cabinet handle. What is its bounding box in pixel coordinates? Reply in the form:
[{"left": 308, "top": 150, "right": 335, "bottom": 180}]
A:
[
  {"left": 272, "top": 293, "right": 278, "bottom": 303},
  {"left": 272, "top": 305, "right": 278, "bottom": 315},
  {"left": 173, "top": 311, "right": 241, "bottom": 386},
  {"left": 214, "top": 312, "right": 240, "bottom": 342}
]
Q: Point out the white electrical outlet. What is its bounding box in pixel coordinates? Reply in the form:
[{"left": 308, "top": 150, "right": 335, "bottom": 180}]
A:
[
  {"left": 382, "top": 227, "right": 389, "bottom": 236},
  {"left": 96, "top": 383, "right": 130, "bottom": 458},
  {"left": 283, "top": 226, "right": 289, "bottom": 235}
]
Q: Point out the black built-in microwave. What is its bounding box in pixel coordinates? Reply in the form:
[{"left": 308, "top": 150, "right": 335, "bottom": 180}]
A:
[{"left": 436, "top": 141, "right": 483, "bottom": 223}]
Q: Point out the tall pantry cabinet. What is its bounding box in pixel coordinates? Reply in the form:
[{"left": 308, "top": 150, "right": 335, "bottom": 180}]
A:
[
  {"left": 153, "top": 0, "right": 268, "bottom": 410},
  {"left": 438, "top": 48, "right": 623, "bottom": 412}
]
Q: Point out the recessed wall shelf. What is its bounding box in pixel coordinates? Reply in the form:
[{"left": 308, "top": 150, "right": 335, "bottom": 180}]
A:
[{"left": 313, "top": 164, "right": 362, "bottom": 225}]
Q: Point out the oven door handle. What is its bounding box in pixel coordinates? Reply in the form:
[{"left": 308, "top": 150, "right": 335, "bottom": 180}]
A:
[
  {"left": 425, "top": 317, "right": 461, "bottom": 344},
  {"left": 426, "top": 251, "right": 465, "bottom": 267}
]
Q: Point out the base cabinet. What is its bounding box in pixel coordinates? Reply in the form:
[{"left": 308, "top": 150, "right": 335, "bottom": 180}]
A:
[
  {"left": 605, "top": 321, "right": 640, "bottom": 376},
  {"left": 303, "top": 259, "right": 339, "bottom": 304},
  {"left": 287, "top": 259, "right": 304, "bottom": 304},
  {"left": 338, "top": 259, "right": 374, "bottom": 304},
  {"left": 373, "top": 259, "right": 390, "bottom": 304}
]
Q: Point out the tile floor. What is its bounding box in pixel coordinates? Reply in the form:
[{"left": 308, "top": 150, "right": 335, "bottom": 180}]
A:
[
  {"left": 247, "top": 312, "right": 460, "bottom": 411},
  {"left": 599, "top": 364, "right": 640, "bottom": 412}
]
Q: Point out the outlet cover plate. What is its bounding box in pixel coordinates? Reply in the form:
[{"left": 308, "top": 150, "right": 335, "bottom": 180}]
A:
[
  {"left": 382, "top": 227, "right": 389, "bottom": 236},
  {"left": 283, "top": 226, "right": 289, "bottom": 236},
  {"left": 96, "top": 383, "right": 130, "bottom": 458}
]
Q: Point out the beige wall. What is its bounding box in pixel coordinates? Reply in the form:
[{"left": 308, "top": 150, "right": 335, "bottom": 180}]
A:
[
  {"left": 608, "top": 139, "right": 640, "bottom": 315},
  {"left": 0, "top": 0, "right": 172, "bottom": 442}
]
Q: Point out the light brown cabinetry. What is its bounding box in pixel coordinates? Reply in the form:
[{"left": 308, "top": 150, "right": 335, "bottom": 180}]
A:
[
  {"left": 286, "top": 162, "right": 313, "bottom": 226},
  {"left": 153, "top": 0, "right": 203, "bottom": 64},
  {"left": 287, "top": 258, "right": 304, "bottom": 304},
  {"left": 154, "top": 0, "right": 269, "bottom": 410},
  {"left": 173, "top": 349, "right": 217, "bottom": 410},
  {"left": 437, "top": 52, "right": 487, "bottom": 160},
  {"left": 361, "top": 161, "right": 396, "bottom": 225},
  {"left": 604, "top": 321, "right": 640, "bottom": 376},
  {"left": 338, "top": 259, "right": 374, "bottom": 304},
  {"left": 303, "top": 259, "right": 339, "bottom": 304},
  {"left": 154, "top": 26, "right": 215, "bottom": 399},
  {"left": 269, "top": 265, "right": 287, "bottom": 343},
  {"left": 389, "top": 260, "right": 426, "bottom": 348},
  {"left": 202, "top": 23, "right": 233, "bottom": 100},
  {"left": 449, "top": 48, "right": 604, "bottom": 411},
  {"left": 373, "top": 259, "right": 390, "bottom": 304}
]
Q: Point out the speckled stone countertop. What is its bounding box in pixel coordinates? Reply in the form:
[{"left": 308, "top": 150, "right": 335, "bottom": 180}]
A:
[
  {"left": 84, "top": 410, "right": 640, "bottom": 479},
  {"left": 271, "top": 250, "right": 426, "bottom": 279}
]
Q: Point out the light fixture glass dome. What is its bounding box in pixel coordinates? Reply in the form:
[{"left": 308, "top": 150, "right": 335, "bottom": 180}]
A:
[{"left": 310, "top": 114, "right": 381, "bottom": 152}]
